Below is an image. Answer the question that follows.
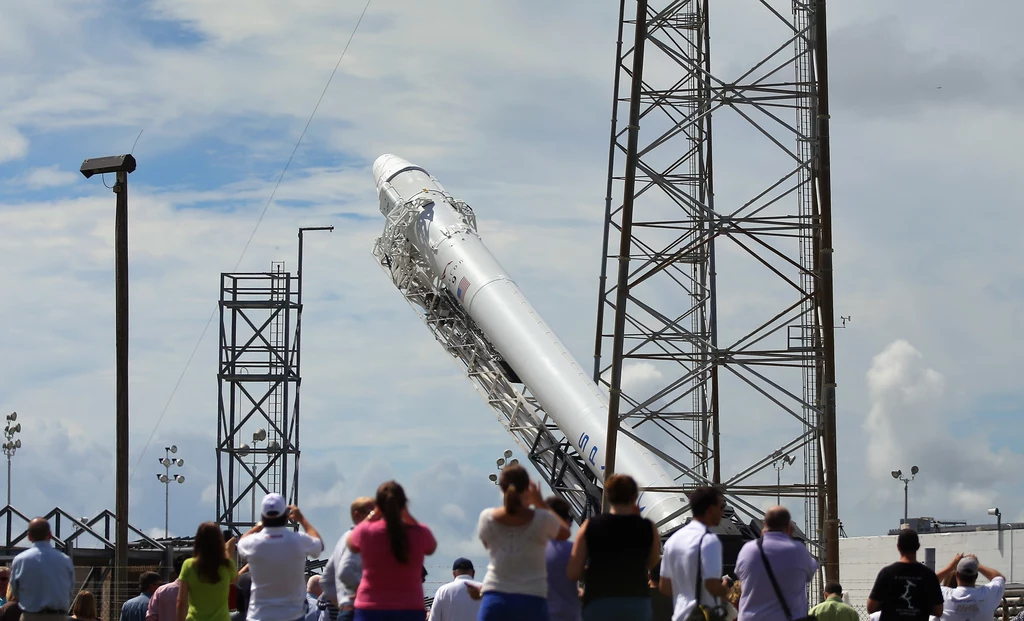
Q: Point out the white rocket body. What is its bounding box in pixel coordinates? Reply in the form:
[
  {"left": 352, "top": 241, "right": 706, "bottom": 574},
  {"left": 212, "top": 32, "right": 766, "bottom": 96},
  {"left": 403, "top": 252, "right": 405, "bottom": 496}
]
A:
[{"left": 373, "top": 154, "right": 687, "bottom": 530}]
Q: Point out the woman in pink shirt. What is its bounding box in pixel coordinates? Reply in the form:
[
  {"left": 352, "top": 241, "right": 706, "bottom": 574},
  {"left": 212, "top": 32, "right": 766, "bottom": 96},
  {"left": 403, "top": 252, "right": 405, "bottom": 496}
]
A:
[{"left": 347, "top": 481, "right": 437, "bottom": 621}]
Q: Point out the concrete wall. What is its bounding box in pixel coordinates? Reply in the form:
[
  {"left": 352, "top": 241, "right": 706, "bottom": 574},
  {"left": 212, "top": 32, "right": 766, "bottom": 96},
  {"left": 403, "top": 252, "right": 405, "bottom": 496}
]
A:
[{"left": 839, "top": 528, "right": 1023, "bottom": 606}]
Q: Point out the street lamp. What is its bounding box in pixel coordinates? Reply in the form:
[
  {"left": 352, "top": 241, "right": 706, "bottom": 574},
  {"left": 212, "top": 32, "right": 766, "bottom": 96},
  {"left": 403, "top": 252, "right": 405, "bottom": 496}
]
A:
[
  {"left": 156, "top": 445, "right": 185, "bottom": 538},
  {"left": 488, "top": 449, "right": 518, "bottom": 485},
  {"left": 891, "top": 465, "right": 919, "bottom": 524},
  {"left": 771, "top": 452, "right": 796, "bottom": 505},
  {"left": 81, "top": 153, "right": 137, "bottom": 600},
  {"left": 3, "top": 412, "right": 23, "bottom": 506},
  {"left": 240, "top": 428, "right": 267, "bottom": 522}
]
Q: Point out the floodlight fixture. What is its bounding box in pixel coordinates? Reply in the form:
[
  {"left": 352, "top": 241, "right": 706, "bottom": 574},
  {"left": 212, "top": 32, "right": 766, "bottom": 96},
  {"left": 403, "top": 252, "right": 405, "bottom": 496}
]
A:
[
  {"left": 13, "top": 440, "right": 20, "bottom": 449},
  {"left": 253, "top": 428, "right": 267, "bottom": 442},
  {"left": 989, "top": 507, "right": 1001, "bottom": 517},
  {"left": 175, "top": 475, "right": 185, "bottom": 484},
  {"left": 496, "top": 458, "right": 505, "bottom": 467},
  {"left": 5, "top": 413, "right": 15, "bottom": 422},
  {"left": 911, "top": 465, "right": 919, "bottom": 476},
  {"left": 79, "top": 154, "right": 137, "bottom": 179},
  {"left": 175, "top": 458, "right": 184, "bottom": 467},
  {"left": 238, "top": 443, "right": 251, "bottom": 457},
  {"left": 488, "top": 473, "right": 498, "bottom": 482},
  {"left": 503, "top": 449, "right": 514, "bottom": 459},
  {"left": 509, "top": 458, "right": 519, "bottom": 466},
  {"left": 891, "top": 470, "right": 901, "bottom": 479},
  {"left": 169, "top": 445, "right": 178, "bottom": 454},
  {"left": 268, "top": 440, "right": 280, "bottom": 451},
  {"left": 158, "top": 474, "right": 169, "bottom": 483}
]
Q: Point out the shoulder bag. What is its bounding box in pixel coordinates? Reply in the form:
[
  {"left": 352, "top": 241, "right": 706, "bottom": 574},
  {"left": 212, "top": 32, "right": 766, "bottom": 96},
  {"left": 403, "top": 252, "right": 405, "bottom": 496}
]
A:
[
  {"left": 756, "top": 537, "right": 816, "bottom": 621},
  {"left": 686, "top": 530, "right": 729, "bottom": 621}
]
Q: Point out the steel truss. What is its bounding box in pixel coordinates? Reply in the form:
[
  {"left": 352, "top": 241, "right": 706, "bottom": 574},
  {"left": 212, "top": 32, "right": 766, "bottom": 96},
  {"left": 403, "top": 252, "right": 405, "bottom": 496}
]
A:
[
  {"left": 373, "top": 196, "right": 603, "bottom": 525},
  {"left": 595, "top": 0, "right": 839, "bottom": 583},
  {"left": 216, "top": 268, "right": 302, "bottom": 533}
]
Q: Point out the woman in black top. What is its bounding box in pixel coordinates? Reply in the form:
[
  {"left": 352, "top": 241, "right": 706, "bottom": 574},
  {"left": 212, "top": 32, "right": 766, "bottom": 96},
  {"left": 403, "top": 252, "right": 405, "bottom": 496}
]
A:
[{"left": 567, "top": 474, "right": 661, "bottom": 621}]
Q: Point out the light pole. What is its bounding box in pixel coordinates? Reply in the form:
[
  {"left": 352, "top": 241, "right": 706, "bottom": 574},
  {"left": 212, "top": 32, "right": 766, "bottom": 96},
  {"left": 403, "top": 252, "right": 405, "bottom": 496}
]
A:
[
  {"left": 891, "top": 465, "right": 919, "bottom": 524},
  {"left": 239, "top": 428, "right": 267, "bottom": 522},
  {"left": 488, "top": 449, "right": 518, "bottom": 485},
  {"left": 156, "top": 445, "right": 185, "bottom": 538},
  {"left": 3, "top": 412, "right": 23, "bottom": 506},
  {"left": 80, "top": 153, "right": 137, "bottom": 601},
  {"left": 771, "top": 452, "right": 795, "bottom": 505}
]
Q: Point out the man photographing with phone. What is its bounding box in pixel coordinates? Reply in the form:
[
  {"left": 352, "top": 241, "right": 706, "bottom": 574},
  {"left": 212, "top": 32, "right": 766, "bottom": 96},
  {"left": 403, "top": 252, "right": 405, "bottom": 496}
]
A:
[{"left": 238, "top": 494, "right": 325, "bottom": 621}]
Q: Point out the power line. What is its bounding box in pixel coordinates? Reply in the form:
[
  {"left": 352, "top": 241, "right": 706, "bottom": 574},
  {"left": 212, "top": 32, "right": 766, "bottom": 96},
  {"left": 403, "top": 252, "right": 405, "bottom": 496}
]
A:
[{"left": 129, "top": 0, "right": 375, "bottom": 482}]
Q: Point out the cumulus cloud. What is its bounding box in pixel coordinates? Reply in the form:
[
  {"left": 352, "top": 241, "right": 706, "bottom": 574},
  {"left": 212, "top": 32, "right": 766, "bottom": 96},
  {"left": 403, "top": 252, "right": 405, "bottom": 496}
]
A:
[
  {"left": 19, "top": 165, "right": 79, "bottom": 189},
  {"left": 863, "top": 340, "right": 1023, "bottom": 515},
  {"left": 0, "top": 125, "right": 28, "bottom": 163}
]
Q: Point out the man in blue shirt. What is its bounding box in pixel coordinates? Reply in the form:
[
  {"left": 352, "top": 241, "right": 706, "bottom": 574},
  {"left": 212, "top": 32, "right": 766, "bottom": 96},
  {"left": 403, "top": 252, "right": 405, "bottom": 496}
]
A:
[
  {"left": 10, "top": 518, "right": 75, "bottom": 621},
  {"left": 120, "top": 573, "right": 162, "bottom": 621}
]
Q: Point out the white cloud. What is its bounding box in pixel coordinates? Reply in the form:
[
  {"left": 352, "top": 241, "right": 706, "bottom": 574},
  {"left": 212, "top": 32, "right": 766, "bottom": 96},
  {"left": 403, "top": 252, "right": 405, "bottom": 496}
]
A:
[
  {"left": 0, "top": 125, "right": 28, "bottom": 163},
  {"left": 19, "top": 165, "right": 79, "bottom": 189},
  {"left": 862, "top": 340, "right": 1024, "bottom": 519}
]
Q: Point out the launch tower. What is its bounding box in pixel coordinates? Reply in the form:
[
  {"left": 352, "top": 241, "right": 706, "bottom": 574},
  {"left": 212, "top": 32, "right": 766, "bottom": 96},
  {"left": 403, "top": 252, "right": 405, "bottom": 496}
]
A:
[{"left": 594, "top": 0, "right": 839, "bottom": 584}]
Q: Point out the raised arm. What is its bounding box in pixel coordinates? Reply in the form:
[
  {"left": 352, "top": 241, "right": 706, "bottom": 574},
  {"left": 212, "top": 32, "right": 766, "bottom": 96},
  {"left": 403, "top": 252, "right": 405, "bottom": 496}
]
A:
[
  {"left": 566, "top": 520, "right": 589, "bottom": 582},
  {"left": 936, "top": 553, "right": 964, "bottom": 584},
  {"left": 975, "top": 557, "right": 1005, "bottom": 582}
]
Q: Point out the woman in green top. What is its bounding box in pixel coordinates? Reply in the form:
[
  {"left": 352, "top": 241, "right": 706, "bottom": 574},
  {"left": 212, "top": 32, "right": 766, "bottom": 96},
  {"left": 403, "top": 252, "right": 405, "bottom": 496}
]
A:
[{"left": 177, "top": 522, "right": 238, "bottom": 621}]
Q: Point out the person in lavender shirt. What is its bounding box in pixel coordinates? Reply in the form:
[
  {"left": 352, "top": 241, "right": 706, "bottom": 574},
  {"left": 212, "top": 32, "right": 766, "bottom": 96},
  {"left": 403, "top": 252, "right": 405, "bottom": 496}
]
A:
[
  {"left": 544, "top": 497, "right": 582, "bottom": 621},
  {"left": 735, "top": 506, "right": 818, "bottom": 621}
]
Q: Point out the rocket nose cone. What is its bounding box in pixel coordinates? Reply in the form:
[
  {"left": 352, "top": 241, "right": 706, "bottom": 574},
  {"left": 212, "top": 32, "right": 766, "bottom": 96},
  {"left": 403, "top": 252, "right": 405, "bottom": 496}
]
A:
[
  {"left": 372, "top": 154, "right": 401, "bottom": 187},
  {"left": 373, "top": 154, "right": 429, "bottom": 192}
]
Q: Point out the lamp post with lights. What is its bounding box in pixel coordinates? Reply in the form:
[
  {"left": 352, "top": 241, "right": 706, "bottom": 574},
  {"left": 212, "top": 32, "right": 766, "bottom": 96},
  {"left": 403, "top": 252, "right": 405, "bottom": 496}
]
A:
[
  {"left": 3, "top": 412, "right": 22, "bottom": 506},
  {"left": 891, "top": 465, "right": 919, "bottom": 524},
  {"left": 771, "top": 452, "right": 795, "bottom": 506},
  {"left": 488, "top": 449, "right": 518, "bottom": 486},
  {"left": 157, "top": 445, "right": 185, "bottom": 538}
]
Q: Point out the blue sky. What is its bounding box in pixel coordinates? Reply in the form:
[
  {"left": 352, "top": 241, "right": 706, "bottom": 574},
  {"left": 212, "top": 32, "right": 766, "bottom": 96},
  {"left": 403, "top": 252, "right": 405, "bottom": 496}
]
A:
[{"left": 2, "top": 0, "right": 1024, "bottom": 589}]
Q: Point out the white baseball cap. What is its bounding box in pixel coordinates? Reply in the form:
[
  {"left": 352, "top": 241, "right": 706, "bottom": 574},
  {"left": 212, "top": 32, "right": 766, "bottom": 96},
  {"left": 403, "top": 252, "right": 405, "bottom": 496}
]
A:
[{"left": 261, "top": 493, "right": 287, "bottom": 518}]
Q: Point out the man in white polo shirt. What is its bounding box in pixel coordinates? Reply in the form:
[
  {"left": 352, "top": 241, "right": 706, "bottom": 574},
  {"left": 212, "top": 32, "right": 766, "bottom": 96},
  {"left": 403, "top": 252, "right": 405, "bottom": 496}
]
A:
[
  {"left": 238, "top": 494, "right": 324, "bottom": 621},
  {"left": 935, "top": 553, "right": 1005, "bottom": 621},
  {"left": 428, "top": 558, "right": 480, "bottom": 621}
]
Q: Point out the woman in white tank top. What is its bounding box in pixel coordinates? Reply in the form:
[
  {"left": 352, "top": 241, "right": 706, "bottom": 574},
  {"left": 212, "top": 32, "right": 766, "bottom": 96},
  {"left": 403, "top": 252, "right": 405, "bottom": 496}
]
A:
[{"left": 475, "top": 464, "right": 571, "bottom": 621}]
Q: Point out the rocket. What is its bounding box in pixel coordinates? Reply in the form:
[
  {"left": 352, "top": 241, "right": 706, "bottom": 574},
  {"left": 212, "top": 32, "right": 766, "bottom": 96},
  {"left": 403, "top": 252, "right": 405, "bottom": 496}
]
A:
[{"left": 372, "top": 154, "right": 688, "bottom": 531}]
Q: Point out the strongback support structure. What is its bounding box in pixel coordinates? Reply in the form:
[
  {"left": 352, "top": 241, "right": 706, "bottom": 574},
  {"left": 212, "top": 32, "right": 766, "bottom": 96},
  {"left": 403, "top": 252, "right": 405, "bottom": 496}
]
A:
[
  {"left": 216, "top": 267, "right": 301, "bottom": 533},
  {"left": 595, "top": 0, "right": 839, "bottom": 584}
]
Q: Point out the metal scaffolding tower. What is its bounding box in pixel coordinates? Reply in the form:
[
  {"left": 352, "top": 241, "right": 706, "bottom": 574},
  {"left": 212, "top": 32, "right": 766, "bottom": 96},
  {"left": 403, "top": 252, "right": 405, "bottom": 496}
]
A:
[
  {"left": 216, "top": 265, "right": 301, "bottom": 533},
  {"left": 594, "top": 0, "right": 839, "bottom": 584}
]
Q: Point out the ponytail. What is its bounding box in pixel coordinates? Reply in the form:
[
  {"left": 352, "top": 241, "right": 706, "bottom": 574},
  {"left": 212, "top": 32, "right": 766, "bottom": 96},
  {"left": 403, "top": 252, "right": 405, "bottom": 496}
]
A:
[
  {"left": 498, "top": 464, "right": 530, "bottom": 515},
  {"left": 504, "top": 484, "right": 523, "bottom": 515},
  {"left": 376, "top": 481, "right": 409, "bottom": 564}
]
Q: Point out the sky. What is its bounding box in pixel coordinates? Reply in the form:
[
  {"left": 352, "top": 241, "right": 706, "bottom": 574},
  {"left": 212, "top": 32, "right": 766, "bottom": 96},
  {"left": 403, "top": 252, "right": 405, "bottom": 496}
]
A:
[{"left": 2, "top": 0, "right": 1023, "bottom": 589}]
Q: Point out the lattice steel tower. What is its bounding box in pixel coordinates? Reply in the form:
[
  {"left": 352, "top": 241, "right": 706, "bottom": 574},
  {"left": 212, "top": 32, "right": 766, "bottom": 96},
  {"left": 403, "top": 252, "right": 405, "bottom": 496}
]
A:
[
  {"left": 216, "top": 263, "right": 301, "bottom": 533},
  {"left": 594, "top": 0, "right": 839, "bottom": 583}
]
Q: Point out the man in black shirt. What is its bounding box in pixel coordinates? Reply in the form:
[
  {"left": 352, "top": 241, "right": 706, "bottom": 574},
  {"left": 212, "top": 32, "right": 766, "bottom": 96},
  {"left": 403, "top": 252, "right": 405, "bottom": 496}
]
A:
[{"left": 867, "top": 529, "right": 943, "bottom": 621}]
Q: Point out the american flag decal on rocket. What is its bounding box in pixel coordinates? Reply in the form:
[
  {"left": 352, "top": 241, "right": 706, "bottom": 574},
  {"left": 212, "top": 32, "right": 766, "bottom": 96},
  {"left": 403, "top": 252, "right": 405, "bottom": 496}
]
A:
[{"left": 457, "top": 276, "right": 470, "bottom": 301}]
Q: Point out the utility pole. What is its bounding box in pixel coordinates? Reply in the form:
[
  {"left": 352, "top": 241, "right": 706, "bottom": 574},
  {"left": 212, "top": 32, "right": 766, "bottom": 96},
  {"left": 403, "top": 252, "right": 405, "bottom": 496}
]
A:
[{"left": 80, "top": 154, "right": 137, "bottom": 605}]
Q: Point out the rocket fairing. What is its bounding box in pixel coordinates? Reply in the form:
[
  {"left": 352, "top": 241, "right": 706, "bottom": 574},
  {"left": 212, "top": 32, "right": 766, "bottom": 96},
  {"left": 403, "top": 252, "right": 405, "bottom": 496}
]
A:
[{"left": 372, "top": 154, "right": 687, "bottom": 531}]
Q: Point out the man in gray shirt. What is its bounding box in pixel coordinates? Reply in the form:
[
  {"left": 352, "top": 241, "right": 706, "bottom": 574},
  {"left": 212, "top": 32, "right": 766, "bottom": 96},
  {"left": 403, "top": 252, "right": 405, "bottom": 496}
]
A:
[
  {"left": 10, "top": 518, "right": 75, "bottom": 621},
  {"left": 320, "top": 498, "right": 374, "bottom": 621}
]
